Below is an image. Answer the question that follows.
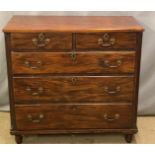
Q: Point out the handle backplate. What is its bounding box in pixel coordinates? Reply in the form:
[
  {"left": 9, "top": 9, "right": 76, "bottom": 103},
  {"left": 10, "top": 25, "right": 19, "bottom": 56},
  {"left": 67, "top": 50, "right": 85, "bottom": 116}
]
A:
[
  {"left": 25, "top": 87, "right": 44, "bottom": 96},
  {"left": 104, "top": 86, "right": 121, "bottom": 95},
  {"left": 27, "top": 114, "right": 44, "bottom": 123},
  {"left": 98, "top": 33, "right": 116, "bottom": 47},
  {"left": 101, "top": 60, "right": 122, "bottom": 68},
  {"left": 24, "top": 60, "right": 43, "bottom": 69},
  {"left": 104, "top": 113, "right": 120, "bottom": 122},
  {"left": 32, "top": 33, "right": 50, "bottom": 48}
]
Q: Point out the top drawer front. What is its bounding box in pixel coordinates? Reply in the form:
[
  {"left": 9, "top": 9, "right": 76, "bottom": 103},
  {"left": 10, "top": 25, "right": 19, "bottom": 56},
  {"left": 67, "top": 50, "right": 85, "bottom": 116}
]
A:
[
  {"left": 10, "top": 33, "right": 72, "bottom": 50},
  {"left": 76, "top": 33, "right": 137, "bottom": 50}
]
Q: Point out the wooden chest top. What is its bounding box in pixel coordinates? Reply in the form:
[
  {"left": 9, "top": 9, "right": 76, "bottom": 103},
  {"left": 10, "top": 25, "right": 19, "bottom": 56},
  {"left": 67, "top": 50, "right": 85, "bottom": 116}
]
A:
[{"left": 3, "top": 16, "right": 144, "bottom": 33}]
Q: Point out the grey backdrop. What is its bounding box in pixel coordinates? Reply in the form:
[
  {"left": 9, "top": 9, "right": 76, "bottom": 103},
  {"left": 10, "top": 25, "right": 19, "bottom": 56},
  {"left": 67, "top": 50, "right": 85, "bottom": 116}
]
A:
[{"left": 0, "top": 11, "right": 155, "bottom": 115}]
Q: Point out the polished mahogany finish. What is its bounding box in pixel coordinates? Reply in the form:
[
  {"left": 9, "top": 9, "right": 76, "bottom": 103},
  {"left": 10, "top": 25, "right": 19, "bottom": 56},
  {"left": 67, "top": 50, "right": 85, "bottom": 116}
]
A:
[
  {"left": 76, "top": 33, "right": 137, "bottom": 50},
  {"left": 3, "top": 16, "right": 144, "bottom": 143},
  {"left": 12, "top": 51, "right": 136, "bottom": 74},
  {"left": 13, "top": 76, "right": 134, "bottom": 103},
  {"left": 15, "top": 104, "right": 133, "bottom": 130},
  {"left": 3, "top": 16, "right": 144, "bottom": 32},
  {"left": 11, "top": 33, "right": 72, "bottom": 50}
]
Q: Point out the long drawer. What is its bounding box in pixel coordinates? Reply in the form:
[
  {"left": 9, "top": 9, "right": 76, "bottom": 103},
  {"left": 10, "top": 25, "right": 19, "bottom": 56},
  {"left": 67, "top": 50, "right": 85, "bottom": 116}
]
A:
[
  {"left": 13, "top": 76, "right": 134, "bottom": 103},
  {"left": 15, "top": 104, "right": 134, "bottom": 130},
  {"left": 11, "top": 51, "right": 135, "bottom": 74}
]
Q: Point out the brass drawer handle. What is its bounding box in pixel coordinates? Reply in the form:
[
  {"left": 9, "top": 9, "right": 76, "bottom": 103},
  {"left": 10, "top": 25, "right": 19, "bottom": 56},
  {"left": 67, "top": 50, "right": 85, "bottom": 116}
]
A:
[
  {"left": 104, "top": 86, "right": 121, "bottom": 94},
  {"left": 104, "top": 113, "right": 120, "bottom": 122},
  {"left": 27, "top": 114, "right": 44, "bottom": 123},
  {"left": 24, "top": 60, "right": 43, "bottom": 69},
  {"left": 32, "top": 33, "right": 50, "bottom": 48},
  {"left": 101, "top": 60, "right": 122, "bottom": 68},
  {"left": 25, "top": 87, "right": 44, "bottom": 96},
  {"left": 98, "top": 33, "right": 115, "bottom": 47}
]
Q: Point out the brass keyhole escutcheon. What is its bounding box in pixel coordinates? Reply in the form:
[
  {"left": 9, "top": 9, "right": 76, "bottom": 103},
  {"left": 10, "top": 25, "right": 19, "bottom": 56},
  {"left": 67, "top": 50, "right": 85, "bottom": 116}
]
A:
[
  {"left": 70, "top": 51, "right": 77, "bottom": 63},
  {"left": 71, "top": 77, "right": 78, "bottom": 85}
]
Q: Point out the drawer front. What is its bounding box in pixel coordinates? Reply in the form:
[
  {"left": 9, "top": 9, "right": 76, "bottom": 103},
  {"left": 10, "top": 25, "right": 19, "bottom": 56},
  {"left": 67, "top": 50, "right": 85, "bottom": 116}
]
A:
[
  {"left": 13, "top": 76, "right": 134, "bottom": 103},
  {"left": 15, "top": 104, "right": 134, "bottom": 130},
  {"left": 12, "top": 51, "right": 135, "bottom": 74},
  {"left": 11, "top": 33, "right": 72, "bottom": 50},
  {"left": 76, "top": 33, "right": 137, "bottom": 50}
]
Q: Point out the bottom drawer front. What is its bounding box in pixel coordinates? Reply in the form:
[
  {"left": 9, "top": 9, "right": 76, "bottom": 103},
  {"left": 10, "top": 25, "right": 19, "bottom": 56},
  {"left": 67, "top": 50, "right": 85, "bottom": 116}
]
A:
[{"left": 15, "top": 104, "right": 134, "bottom": 130}]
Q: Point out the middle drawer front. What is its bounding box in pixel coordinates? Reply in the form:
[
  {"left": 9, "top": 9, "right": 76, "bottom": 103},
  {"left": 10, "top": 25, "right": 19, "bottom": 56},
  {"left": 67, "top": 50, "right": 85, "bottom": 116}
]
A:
[
  {"left": 11, "top": 51, "right": 135, "bottom": 74},
  {"left": 13, "top": 76, "right": 134, "bottom": 103}
]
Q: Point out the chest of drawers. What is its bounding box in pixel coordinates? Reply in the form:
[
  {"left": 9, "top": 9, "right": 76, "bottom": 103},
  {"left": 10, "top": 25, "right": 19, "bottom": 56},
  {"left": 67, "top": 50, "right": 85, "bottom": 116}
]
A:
[{"left": 3, "top": 16, "right": 144, "bottom": 143}]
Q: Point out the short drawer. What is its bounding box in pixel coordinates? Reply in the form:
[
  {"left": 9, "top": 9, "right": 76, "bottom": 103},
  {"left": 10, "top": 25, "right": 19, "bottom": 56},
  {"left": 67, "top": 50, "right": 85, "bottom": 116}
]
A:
[
  {"left": 76, "top": 33, "right": 137, "bottom": 50},
  {"left": 10, "top": 33, "right": 72, "bottom": 50},
  {"left": 15, "top": 104, "right": 134, "bottom": 130},
  {"left": 13, "top": 76, "right": 134, "bottom": 103},
  {"left": 11, "top": 51, "right": 135, "bottom": 74}
]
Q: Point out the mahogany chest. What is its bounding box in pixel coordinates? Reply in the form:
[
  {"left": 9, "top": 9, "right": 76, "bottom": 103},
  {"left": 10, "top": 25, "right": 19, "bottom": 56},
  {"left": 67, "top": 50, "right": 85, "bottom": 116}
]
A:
[{"left": 3, "top": 16, "right": 144, "bottom": 143}]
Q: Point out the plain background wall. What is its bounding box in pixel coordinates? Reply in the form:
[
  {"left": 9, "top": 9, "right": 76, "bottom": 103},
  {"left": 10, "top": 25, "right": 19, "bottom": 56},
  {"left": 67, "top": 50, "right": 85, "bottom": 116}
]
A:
[{"left": 0, "top": 11, "right": 155, "bottom": 115}]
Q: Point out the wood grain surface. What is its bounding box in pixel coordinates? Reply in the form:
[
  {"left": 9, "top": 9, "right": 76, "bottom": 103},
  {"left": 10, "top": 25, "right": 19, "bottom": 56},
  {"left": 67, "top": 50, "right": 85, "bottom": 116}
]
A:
[
  {"left": 10, "top": 33, "right": 72, "bottom": 50},
  {"left": 15, "top": 104, "right": 133, "bottom": 130},
  {"left": 13, "top": 76, "right": 134, "bottom": 103},
  {"left": 3, "top": 16, "right": 144, "bottom": 32},
  {"left": 76, "top": 33, "right": 137, "bottom": 50},
  {"left": 3, "top": 16, "right": 143, "bottom": 143},
  {"left": 12, "top": 51, "right": 136, "bottom": 74}
]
